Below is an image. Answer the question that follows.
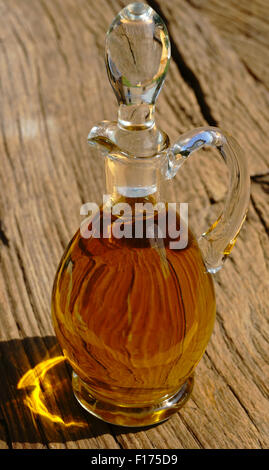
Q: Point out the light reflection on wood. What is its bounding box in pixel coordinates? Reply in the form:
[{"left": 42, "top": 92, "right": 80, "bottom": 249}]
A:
[{"left": 17, "top": 355, "right": 87, "bottom": 428}]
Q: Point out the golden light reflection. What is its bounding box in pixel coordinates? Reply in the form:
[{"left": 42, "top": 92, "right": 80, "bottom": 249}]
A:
[{"left": 17, "top": 355, "right": 86, "bottom": 428}]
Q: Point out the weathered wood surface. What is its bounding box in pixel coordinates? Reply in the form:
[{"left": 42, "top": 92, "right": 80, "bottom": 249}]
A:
[{"left": 0, "top": 0, "right": 268, "bottom": 449}]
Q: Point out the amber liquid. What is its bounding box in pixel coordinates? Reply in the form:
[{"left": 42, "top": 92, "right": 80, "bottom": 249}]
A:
[{"left": 52, "top": 198, "right": 216, "bottom": 408}]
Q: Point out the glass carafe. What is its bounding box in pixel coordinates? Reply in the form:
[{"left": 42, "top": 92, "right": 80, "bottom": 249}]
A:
[{"left": 51, "top": 2, "right": 250, "bottom": 427}]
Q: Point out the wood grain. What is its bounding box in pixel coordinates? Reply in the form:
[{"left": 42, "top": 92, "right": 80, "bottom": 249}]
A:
[{"left": 0, "top": 0, "right": 268, "bottom": 449}]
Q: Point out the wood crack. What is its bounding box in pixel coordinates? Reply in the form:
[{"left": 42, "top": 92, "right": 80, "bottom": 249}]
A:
[
  {"left": 216, "top": 310, "right": 269, "bottom": 399},
  {"left": 225, "top": 383, "right": 263, "bottom": 448},
  {"left": 250, "top": 194, "right": 269, "bottom": 236},
  {"left": 178, "top": 414, "right": 204, "bottom": 448},
  {"left": 241, "top": 59, "right": 268, "bottom": 90},
  {"left": 251, "top": 173, "right": 269, "bottom": 195},
  {"left": 205, "top": 351, "right": 263, "bottom": 443},
  {"left": 147, "top": 0, "right": 218, "bottom": 126},
  {"left": 39, "top": 0, "right": 69, "bottom": 71},
  {"left": 0, "top": 221, "right": 9, "bottom": 247},
  {"left": 36, "top": 63, "right": 57, "bottom": 167},
  {"left": 108, "top": 426, "right": 124, "bottom": 449},
  {"left": 9, "top": 20, "right": 29, "bottom": 64},
  {"left": 13, "top": 244, "right": 44, "bottom": 336},
  {"left": 0, "top": 414, "right": 12, "bottom": 449},
  {"left": 251, "top": 171, "right": 269, "bottom": 181}
]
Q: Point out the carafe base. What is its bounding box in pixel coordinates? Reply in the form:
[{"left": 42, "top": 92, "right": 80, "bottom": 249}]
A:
[{"left": 72, "top": 372, "right": 194, "bottom": 427}]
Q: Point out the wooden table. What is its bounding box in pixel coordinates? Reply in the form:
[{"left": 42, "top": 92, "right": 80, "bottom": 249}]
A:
[{"left": 0, "top": 0, "right": 268, "bottom": 449}]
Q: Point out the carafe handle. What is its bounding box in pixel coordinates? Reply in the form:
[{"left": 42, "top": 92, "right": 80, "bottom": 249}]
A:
[{"left": 166, "top": 127, "right": 250, "bottom": 273}]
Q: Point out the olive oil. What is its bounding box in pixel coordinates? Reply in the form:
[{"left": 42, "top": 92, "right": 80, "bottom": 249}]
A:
[{"left": 52, "top": 203, "right": 215, "bottom": 424}]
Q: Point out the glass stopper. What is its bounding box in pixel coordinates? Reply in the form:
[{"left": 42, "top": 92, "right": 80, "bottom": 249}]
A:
[{"left": 105, "top": 2, "right": 171, "bottom": 106}]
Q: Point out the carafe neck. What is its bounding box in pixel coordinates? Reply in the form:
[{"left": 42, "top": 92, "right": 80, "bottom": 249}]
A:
[
  {"left": 105, "top": 153, "right": 162, "bottom": 204},
  {"left": 118, "top": 104, "right": 155, "bottom": 130}
]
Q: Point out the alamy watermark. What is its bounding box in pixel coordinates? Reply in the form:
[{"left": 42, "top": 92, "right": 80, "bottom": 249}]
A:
[{"left": 80, "top": 196, "right": 188, "bottom": 249}]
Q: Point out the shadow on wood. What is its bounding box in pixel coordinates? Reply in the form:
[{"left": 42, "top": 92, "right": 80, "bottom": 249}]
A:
[{"left": 0, "top": 336, "right": 114, "bottom": 444}]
